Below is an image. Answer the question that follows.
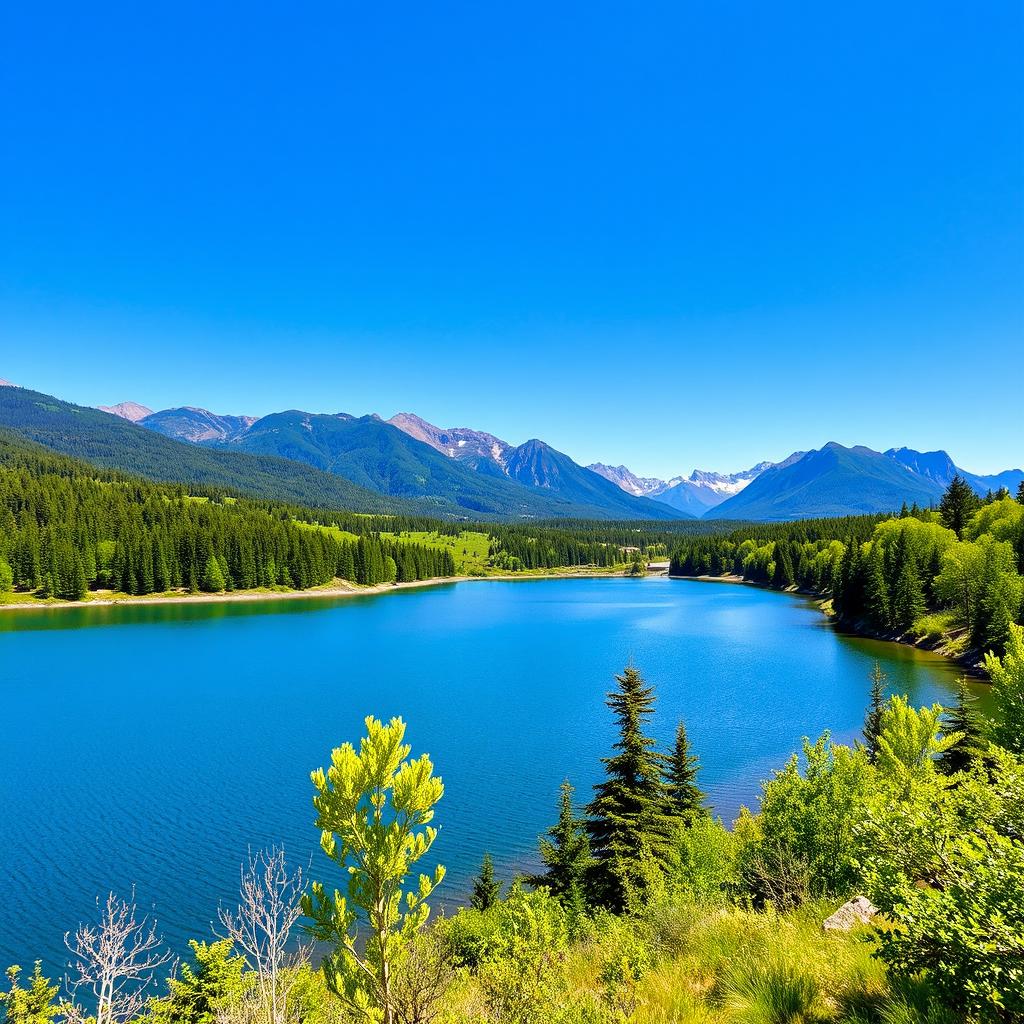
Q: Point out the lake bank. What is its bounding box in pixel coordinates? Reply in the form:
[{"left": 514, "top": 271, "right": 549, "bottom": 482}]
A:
[
  {"left": 0, "top": 566, "right": 630, "bottom": 614},
  {"left": 669, "top": 572, "right": 989, "bottom": 679}
]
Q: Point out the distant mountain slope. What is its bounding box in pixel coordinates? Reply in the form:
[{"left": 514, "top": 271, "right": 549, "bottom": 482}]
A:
[
  {"left": 219, "top": 411, "right": 685, "bottom": 520},
  {"left": 500, "top": 440, "right": 690, "bottom": 519},
  {"left": 142, "top": 406, "right": 256, "bottom": 443},
  {"left": 388, "top": 412, "right": 511, "bottom": 466},
  {"left": 708, "top": 443, "right": 945, "bottom": 520},
  {"left": 588, "top": 463, "right": 671, "bottom": 496},
  {"left": 885, "top": 447, "right": 1024, "bottom": 498},
  {"left": 591, "top": 457, "right": 802, "bottom": 516},
  {"left": 1, "top": 378, "right": 18, "bottom": 388},
  {"left": 97, "top": 401, "right": 153, "bottom": 422},
  {"left": 0, "top": 387, "right": 403, "bottom": 512}
]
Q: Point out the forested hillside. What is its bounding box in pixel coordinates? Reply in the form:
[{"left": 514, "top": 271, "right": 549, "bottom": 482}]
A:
[
  {"left": 0, "top": 388, "right": 403, "bottom": 513},
  {"left": 0, "top": 434, "right": 686, "bottom": 603},
  {"left": 671, "top": 478, "right": 1024, "bottom": 662},
  {"left": 0, "top": 433, "right": 453, "bottom": 601}
]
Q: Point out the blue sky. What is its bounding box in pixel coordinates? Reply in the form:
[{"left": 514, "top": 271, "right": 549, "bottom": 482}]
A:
[{"left": 1, "top": 2, "right": 1021, "bottom": 477}]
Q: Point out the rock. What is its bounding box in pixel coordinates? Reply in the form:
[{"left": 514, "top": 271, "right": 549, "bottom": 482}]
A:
[{"left": 823, "top": 896, "right": 878, "bottom": 932}]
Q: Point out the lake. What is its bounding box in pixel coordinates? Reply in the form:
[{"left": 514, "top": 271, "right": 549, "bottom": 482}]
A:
[{"left": 0, "top": 576, "right": 977, "bottom": 973}]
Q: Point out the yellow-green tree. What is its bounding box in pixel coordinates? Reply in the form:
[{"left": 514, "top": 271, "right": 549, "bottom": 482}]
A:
[
  {"left": 986, "top": 622, "right": 1024, "bottom": 755},
  {"left": 304, "top": 717, "right": 445, "bottom": 1024}
]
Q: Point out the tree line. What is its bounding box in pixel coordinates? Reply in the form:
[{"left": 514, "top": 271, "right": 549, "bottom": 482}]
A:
[
  {"left": 670, "top": 479, "right": 1024, "bottom": 657},
  {"left": 0, "top": 435, "right": 453, "bottom": 600}
]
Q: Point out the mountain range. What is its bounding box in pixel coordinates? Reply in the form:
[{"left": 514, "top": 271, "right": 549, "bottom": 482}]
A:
[{"left": 0, "top": 379, "right": 1020, "bottom": 522}]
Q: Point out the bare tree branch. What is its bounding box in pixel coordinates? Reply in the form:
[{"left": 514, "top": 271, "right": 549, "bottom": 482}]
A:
[
  {"left": 218, "top": 846, "right": 308, "bottom": 1024},
  {"left": 64, "top": 891, "right": 172, "bottom": 1024}
]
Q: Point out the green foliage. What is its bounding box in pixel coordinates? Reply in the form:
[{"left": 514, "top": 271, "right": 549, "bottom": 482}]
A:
[
  {"left": 985, "top": 622, "right": 1024, "bottom": 755},
  {"left": 0, "top": 964, "right": 60, "bottom": 1024},
  {"left": 146, "top": 940, "right": 248, "bottom": 1024},
  {"left": 738, "top": 733, "right": 875, "bottom": 905},
  {"left": 860, "top": 751, "right": 1024, "bottom": 1023},
  {"left": 469, "top": 885, "right": 571, "bottom": 1024},
  {"left": 664, "top": 721, "right": 707, "bottom": 822},
  {"left": 0, "top": 433, "right": 455, "bottom": 602},
  {"left": 938, "top": 679, "right": 990, "bottom": 775},
  {"left": 863, "top": 662, "right": 888, "bottom": 762},
  {"left": 670, "top": 816, "right": 738, "bottom": 903},
  {"left": 874, "top": 696, "right": 960, "bottom": 793},
  {"left": 529, "top": 780, "right": 593, "bottom": 913},
  {"left": 586, "top": 666, "right": 672, "bottom": 911},
  {"left": 200, "top": 555, "right": 226, "bottom": 593},
  {"left": 304, "top": 716, "right": 445, "bottom": 1024},
  {"left": 471, "top": 853, "right": 501, "bottom": 912},
  {"left": 939, "top": 474, "right": 982, "bottom": 538}
]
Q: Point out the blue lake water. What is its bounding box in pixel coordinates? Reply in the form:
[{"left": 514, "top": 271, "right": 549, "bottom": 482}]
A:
[{"left": 0, "top": 577, "right": 976, "bottom": 973}]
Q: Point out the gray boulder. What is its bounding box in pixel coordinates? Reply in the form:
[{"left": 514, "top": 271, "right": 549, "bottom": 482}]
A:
[{"left": 823, "top": 895, "right": 878, "bottom": 932}]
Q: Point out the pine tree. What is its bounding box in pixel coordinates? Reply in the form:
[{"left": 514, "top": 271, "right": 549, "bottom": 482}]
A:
[
  {"left": 470, "top": 852, "right": 501, "bottom": 911},
  {"left": 938, "top": 679, "right": 989, "bottom": 775},
  {"left": 664, "top": 721, "right": 706, "bottom": 821},
  {"left": 863, "top": 662, "right": 887, "bottom": 762},
  {"left": 890, "top": 555, "right": 925, "bottom": 633},
  {"left": 585, "top": 665, "right": 671, "bottom": 911},
  {"left": 529, "top": 780, "right": 593, "bottom": 908},
  {"left": 864, "top": 545, "right": 891, "bottom": 631},
  {"left": 1017, "top": 481, "right": 1024, "bottom": 505},
  {"left": 939, "top": 475, "right": 981, "bottom": 539},
  {"left": 202, "top": 554, "right": 226, "bottom": 593}
]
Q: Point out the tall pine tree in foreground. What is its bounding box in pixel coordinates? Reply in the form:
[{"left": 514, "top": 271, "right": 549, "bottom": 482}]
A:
[
  {"left": 664, "top": 720, "right": 707, "bottom": 822},
  {"left": 586, "top": 665, "right": 670, "bottom": 911},
  {"left": 529, "top": 780, "right": 592, "bottom": 914},
  {"left": 862, "top": 662, "right": 887, "bottom": 762}
]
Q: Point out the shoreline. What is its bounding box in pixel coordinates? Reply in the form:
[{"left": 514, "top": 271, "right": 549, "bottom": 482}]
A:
[
  {"left": 1, "top": 569, "right": 986, "bottom": 680},
  {"left": 0, "top": 568, "right": 630, "bottom": 614},
  {"left": 670, "top": 572, "right": 989, "bottom": 679}
]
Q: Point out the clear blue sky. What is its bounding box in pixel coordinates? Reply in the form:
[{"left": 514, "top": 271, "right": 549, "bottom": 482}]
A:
[{"left": 1, "top": 2, "right": 1021, "bottom": 476}]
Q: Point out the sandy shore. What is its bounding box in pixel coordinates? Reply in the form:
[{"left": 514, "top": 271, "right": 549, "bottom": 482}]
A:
[{"left": 0, "top": 568, "right": 630, "bottom": 614}]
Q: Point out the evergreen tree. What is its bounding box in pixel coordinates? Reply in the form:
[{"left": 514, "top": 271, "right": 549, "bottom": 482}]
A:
[
  {"left": 864, "top": 544, "right": 891, "bottom": 631},
  {"left": 862, "top": 662, "right": 887, "bottom": 762},
  {"left": 890, "top": 555, "right": 925, "bottom": 632},
  {"left": 938, "top": 679, "right": 989, "bottom": 775},
  {"left": 664, "top": 720, "right": 706, "bottom": 821},
  {"left": 201, "top": 554, "right": 227, "bottom": 593},
  {"left": 585, "top": 665, "right": 671, "bottom": 911},
  {"left": 1017, "top": 480, "right": 1024, "bottom": 505},
  {"left": 528, "top": 780, "right": 593, "bottom": 910},
  {"left": 772, "top": 542, "right": 796, "bottom": 589},
  {"left": 470, "top": 852, "right": 501, "bottom": 911},
  {"left": 939, "top": 475, "right": 980, "bottom": 539}
]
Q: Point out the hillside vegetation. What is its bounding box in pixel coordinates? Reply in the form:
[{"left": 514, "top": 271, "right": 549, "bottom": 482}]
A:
[
  {"left": 0, "top": 434, "right": 669, "bottom": 604},
  {"left": 672, "top": 478, "right": 1024, "bottom": 666},
  {"left": 0, "top": 388, "right": 401, "bottom": 513}
]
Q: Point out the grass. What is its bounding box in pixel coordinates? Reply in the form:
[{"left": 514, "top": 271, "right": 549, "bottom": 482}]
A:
[
  {"left": 384, "top": 530, "right": 492, "bottom": 576},
  {"left": 433, "top": 899, "right": 900, "bottom": 1023}
]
